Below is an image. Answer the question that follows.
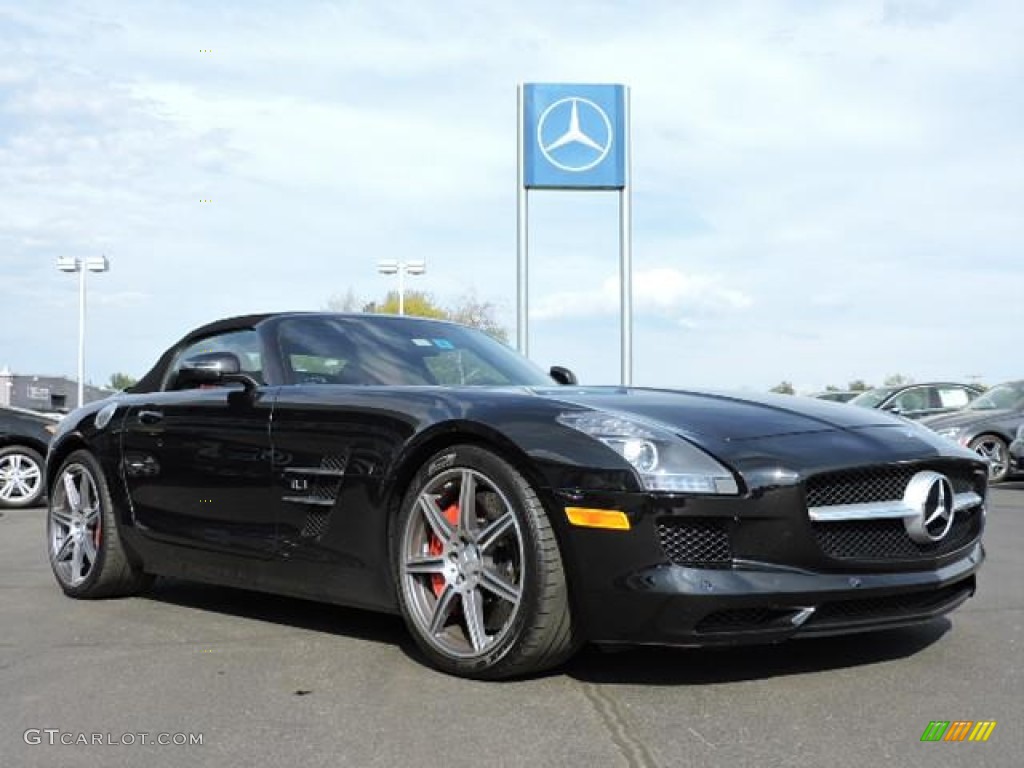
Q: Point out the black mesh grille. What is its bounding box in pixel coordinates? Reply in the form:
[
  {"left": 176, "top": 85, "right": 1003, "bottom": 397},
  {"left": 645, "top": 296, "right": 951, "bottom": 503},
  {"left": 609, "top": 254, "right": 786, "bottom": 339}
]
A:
[
  {"left": 807, "top": 582, "right": 974, "bottom": 627},
  {"left": 696, "top": 607, "right": 790, "bottom": 633},
  {"left": 813, "top": 506, "right": 982, "bottom": 560},
  {"left": 805, "top": 466, "right": 979, "bottom": 509},
  {"left": 656, "top": 519, "right": 732, "bottom": 567}
]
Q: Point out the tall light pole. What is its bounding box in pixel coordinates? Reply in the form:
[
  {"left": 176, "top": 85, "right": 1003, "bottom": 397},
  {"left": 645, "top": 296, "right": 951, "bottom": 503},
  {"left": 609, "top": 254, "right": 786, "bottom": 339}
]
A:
[
  {"left": 377, "top": 260, "right": 426, "bottom": 315},
  {"left": 57, "top": 255, "right": 109, "bottom": 408}
]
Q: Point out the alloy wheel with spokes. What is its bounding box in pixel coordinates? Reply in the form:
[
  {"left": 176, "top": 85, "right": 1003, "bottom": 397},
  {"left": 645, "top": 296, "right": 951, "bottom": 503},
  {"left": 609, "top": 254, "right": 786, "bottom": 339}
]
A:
[
  {"left": 50, "top": 462, "right": 103, "bottom": 588},
  {"left": 47, "top": 449, "right": 153, "bottom": 598},
  {"left": 969, "top": 435, "right": 1009, "bottom": 483},
  {"left": 394, "top": 445, "right": 577, "bottom": 679},
  {"left": 401, "top": 467, "right": 525, "bottom": 660},
  {"left": 0, "top": 446, "right": 45, "bottom": 508}
]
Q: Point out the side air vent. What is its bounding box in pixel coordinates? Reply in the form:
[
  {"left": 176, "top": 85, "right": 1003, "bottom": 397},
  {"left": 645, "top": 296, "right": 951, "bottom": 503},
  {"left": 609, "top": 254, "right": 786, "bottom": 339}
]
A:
[{"left": 282, "top": 455, "right": 348, "bottom": 538}]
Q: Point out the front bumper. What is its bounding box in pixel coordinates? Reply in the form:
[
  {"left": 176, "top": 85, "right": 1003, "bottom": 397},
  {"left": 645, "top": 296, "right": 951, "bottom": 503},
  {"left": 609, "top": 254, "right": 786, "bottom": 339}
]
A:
[
  {"left": 578, "top": 543, "right": 983, "bottom": 646},
  {"left": 554, "top": 474, "right": 986, "bottom": 647}
]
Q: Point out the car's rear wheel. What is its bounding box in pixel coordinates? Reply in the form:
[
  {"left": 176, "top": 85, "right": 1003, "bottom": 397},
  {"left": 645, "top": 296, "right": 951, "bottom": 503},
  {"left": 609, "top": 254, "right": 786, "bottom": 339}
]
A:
[
  {"left": 48, "top": 450, "right": 153, "bottom": 598},
  {"left": 393, "top": 444, "right": 577, "bottom": 679},
  {"left": 0, "top": 445, "right": 45, "bottom": 509},
  {"left": 969, "top": 435, "right": 1010, "bottom": 484}
]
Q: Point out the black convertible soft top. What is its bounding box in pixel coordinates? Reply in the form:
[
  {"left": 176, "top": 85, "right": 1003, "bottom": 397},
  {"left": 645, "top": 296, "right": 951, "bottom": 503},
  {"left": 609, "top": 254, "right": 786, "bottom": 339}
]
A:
[{"left": 130, "top": 313, "right": 277, "bottom": 393}]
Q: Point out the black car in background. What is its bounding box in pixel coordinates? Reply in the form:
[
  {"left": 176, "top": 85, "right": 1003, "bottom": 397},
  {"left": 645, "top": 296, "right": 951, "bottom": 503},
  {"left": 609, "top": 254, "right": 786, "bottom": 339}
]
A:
[
  {"left": 44, "top": 313, "right": 988, "bottom": 678},
  {"left": 1009, "top": 425, "right": 1024, "bottom": 475},
  {"left": 849, "top": 382, "right": 983, "bottom": 421},
  {"left": 1, "top": 406, "right": 59, "bottom": 508},
  {"left": 922, "top": 381, "right": 1024, "bottom": 483}
]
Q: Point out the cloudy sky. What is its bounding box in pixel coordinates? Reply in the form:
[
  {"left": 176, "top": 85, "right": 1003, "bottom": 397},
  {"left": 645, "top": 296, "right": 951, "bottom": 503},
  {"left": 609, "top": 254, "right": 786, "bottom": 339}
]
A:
[{"left": 1, "top": 0, "right": 1021, "bottom": 392}]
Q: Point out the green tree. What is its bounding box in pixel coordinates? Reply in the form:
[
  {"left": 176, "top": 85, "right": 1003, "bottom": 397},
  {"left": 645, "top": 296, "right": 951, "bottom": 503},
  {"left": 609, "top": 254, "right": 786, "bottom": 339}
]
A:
[
  {"left": 333, "top": 288, "right": 510, "bottom": 342},
  {"left": 848, "top": 379, "right": 871, "bottom": 392},
  {"left": 109, "top": 372, "right": 137, "bottom": 391},
  {"left": 373, "top": 290, "right": 449, "bottom": 319},
  {"left": 770, "top": 381, "right": 795, "bottom": 395}
]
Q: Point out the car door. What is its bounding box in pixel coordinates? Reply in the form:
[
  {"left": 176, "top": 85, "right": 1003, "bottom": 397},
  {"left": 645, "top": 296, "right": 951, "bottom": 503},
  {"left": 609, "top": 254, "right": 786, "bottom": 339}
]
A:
[
  {"left": 261, "top": 315, "right": 424, "bottom": 608},
  {"left": 121, "top": 329, "right": 280, "bottom": 558}
]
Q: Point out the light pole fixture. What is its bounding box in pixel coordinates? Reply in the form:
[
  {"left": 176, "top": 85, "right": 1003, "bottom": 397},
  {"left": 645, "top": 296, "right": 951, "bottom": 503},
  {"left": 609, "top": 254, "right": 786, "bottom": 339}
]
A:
[
  {"left": 57, "top": 255, "right": 109, "bottom": 408},
  {"left": 377, "top": 260, "right": 426, "bottom": 315}
]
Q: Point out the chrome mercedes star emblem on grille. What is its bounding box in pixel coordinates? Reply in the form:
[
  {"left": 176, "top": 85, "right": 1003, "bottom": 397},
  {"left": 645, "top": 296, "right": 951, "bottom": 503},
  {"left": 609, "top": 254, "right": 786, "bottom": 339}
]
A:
[{"left": 902, "top": 471, "right": 956, "bottom": 543}]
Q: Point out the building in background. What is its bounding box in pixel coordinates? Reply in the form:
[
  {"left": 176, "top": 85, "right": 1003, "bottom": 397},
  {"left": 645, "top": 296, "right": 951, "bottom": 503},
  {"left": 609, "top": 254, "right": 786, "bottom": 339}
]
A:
[{"left": 0, "top": 368, "right": 112, "bottom": 413}]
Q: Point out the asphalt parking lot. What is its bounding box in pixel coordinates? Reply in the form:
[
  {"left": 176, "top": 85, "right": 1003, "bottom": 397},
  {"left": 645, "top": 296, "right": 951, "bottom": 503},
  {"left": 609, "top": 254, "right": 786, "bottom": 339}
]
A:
[{"left": 2, "top": 488, "right": 1021, "bottom": 768}]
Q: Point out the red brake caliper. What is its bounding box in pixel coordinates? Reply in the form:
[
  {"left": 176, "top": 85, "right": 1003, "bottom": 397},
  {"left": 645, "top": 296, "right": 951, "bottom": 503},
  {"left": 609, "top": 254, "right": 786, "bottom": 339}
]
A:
[{"left": 429, "top": 504, "right": 460, "bottom": 597}]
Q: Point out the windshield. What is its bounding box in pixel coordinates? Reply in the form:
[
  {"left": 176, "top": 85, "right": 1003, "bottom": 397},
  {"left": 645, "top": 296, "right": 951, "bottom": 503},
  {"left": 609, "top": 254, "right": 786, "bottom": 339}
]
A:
[
  {"left": 966, "top": 382, "right": 1024, "bottom": 411},
  {"left": 274, "top": 315, "right": 554, "bottom": 387},
  {"left": 849, "top": 387, "right": 896, "bottom": 408}
]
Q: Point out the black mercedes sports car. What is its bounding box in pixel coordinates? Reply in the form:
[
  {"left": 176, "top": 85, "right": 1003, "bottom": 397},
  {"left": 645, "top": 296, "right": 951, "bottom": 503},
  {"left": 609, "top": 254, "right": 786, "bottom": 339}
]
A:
[{"left": 45, "top": 313, "right": 988, "bottom": 678}]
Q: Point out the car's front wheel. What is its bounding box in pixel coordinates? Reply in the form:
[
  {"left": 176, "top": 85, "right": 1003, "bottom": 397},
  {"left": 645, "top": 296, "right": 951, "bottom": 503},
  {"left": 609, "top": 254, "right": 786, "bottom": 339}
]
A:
[
  {"left": 393, "top": 444, "right": 577, "bottom": 679},
  {"left": 969, "top": 435, "right": 1010, "bottom": 484},
  {"left": 48, "top": 450, "right": 153, "bottom": 598},
  {"left": 0, "top": 445, "right": 45, "bottom": 508}
]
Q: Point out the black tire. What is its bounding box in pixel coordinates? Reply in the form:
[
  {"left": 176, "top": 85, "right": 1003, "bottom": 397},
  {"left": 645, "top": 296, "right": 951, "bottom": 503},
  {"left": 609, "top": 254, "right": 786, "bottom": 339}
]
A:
[
  {"left": 392, "top": 444, "right": 577, "bottom": 679},
  {"left": 0, "top": 444, "right": 45, "bottom": 509},
  {"left": 968, "top": 434, "right": 1010, "bottom": 484},
  {"left": 47, "top": 449, "right": 153, "bottom": 598}
]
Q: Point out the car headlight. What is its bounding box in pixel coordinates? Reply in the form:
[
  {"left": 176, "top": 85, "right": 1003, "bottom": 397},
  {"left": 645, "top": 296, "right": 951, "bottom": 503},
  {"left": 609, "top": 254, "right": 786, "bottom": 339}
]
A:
[
  {"left": 557, "top": 411, "right": 739, "bottom": 494},
  {"left": 935, "top": 427, "right": 961, "bottom": 442}
]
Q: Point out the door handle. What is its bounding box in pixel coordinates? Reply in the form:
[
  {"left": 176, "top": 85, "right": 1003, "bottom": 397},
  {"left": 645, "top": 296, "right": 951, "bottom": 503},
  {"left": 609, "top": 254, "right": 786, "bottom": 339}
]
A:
[{"left": 137, "top": 410, "right": 164, "bottom": 425}]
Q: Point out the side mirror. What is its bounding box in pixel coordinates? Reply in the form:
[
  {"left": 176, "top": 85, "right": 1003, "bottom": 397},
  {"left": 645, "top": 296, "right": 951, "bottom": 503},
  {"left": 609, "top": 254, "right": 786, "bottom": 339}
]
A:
[
  {"left": 884, "top": 404, "right": 903, "bottom": 415},
  {"left": 176, "top": 352, "right": 254, "bottom": 390},
  {"left": 549, "top": 366, "right": 578, "bottom": 386}
]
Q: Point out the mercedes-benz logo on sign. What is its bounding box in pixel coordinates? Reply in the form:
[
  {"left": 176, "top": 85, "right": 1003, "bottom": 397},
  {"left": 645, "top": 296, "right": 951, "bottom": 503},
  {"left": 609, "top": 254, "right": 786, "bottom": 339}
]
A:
[
  {"left": 903, "top": 471, "right": 956, "bottom": 543},
  {"left": 537, "top": 97, "right": 613, "bottom": 173}
]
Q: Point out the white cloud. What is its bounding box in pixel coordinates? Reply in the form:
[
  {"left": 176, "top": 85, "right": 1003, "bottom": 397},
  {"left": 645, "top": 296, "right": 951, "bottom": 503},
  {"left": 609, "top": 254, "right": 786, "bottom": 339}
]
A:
[
  {"left": 0, "top": 0, "right": 1022, "bottom": 390},
  {"left": 534, "top": 268, "right": 752, "bottom": 321}
]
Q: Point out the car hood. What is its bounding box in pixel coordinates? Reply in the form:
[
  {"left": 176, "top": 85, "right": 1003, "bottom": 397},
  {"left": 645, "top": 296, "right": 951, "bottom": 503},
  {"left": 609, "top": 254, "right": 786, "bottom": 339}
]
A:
[
  {"left": 920, "top": 408, "right": 1015, "bottom": 431},
  {"left": 531, "top": 387, "right": 899, "bottom": 441},
  {"left": 522, "top": 386, "right": 980, "bottom": 481}
]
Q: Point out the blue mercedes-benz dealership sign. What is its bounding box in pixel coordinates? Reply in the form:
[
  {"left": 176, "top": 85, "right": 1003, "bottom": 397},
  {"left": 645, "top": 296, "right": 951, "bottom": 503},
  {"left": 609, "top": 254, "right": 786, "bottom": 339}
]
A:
[{"left": 523, "top": 83, "right": 626, "bottom": 190}]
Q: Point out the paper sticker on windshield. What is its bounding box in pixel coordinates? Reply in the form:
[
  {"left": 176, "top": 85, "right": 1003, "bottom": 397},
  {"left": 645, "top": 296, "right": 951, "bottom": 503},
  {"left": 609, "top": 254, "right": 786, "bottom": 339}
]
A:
[
  {"left": 411, "top": 338, "right": 433, "bottom": 347},
  {"left": 432, "top": 339, "right": 455, "bottom": 350}
]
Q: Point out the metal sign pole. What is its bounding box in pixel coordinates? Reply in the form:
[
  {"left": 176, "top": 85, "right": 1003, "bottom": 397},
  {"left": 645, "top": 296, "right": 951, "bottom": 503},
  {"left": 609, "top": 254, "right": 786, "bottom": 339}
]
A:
[
  {"left": 516, "top": 85, "right": 529, "bottom": 356},
  {"left": 521, "top": 82, "right": 629, "bottom": 372},
  {"left": 78, "top": 265, "right": 86, "bottom": 408},
  {"left": 619, "top": 86, "right": 633, "bottom": 386}
]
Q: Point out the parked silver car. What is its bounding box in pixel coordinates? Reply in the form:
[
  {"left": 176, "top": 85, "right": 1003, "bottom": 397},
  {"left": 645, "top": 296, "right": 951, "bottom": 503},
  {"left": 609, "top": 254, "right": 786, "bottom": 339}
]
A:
[
  {"left": 849, "top": 382, "right": 983, "bottom": 420},
  {"left": 922, "top": 381, "right": 1024, "bottom": 483}
]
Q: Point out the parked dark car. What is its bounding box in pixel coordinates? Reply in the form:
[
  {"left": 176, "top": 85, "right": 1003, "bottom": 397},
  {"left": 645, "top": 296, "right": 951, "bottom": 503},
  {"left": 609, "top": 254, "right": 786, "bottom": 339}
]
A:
[
  {"left": 1009, "top": 424, "right": 1024, "bottom": 475},
  {"left": 811, "top": 390, "right": 859, "bottom": 403},
  {"left": 923, "top": 381, "right": 1024, "bottom": 483},
  {"left": 1, "top": 405, "right": 59, "bottom": 508},
  {"left": 45, "top": 313, "right": 987, "bottom": 679},
  {"left": 849, "top": 382, "right": 983, "bottom": 421}
]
